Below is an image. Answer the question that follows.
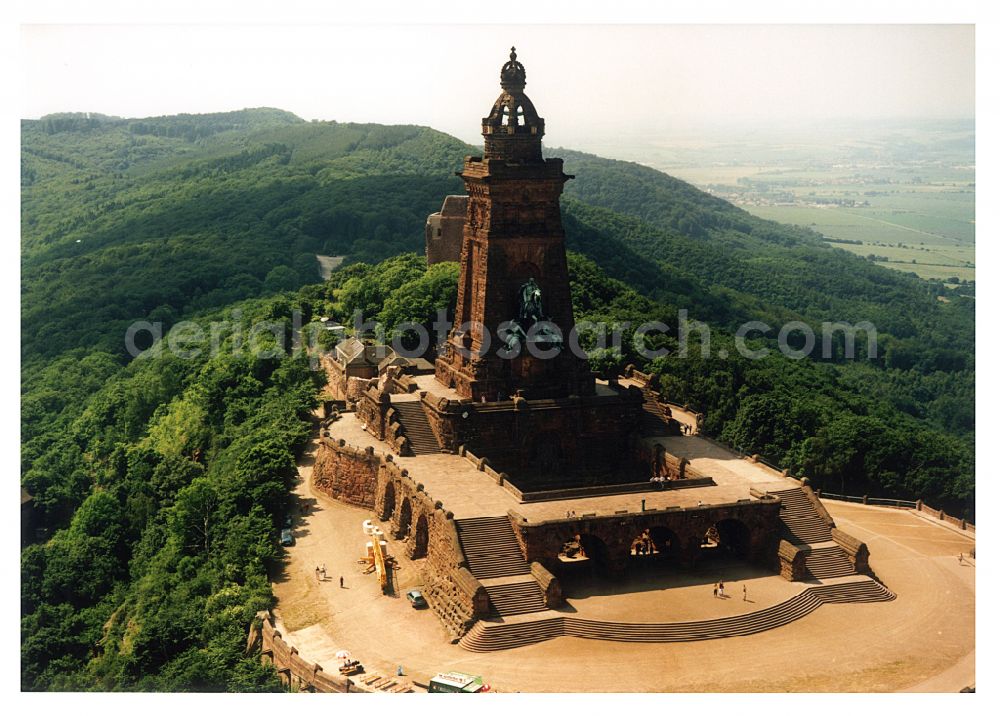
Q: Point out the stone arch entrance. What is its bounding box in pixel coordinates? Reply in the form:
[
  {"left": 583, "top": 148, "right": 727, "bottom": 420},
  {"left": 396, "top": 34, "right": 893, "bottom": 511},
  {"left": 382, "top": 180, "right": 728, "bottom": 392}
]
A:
[
  {"left": 716, "top": 518, "right": 751, "bottom": 558},
  {"left": 411, "top": 512, "right": 429, "bottom": 558},
  {"left": 702, "top": 518, "right": 751, "bottom": 559},
  {"left": 577, "top": 533, "right": 611, "bottom": 576},
  {"left": 629, "top": 528, "right": 654, "bottom": 558},
  {"left": 629, "top": 525, "right": 681, "bottom": 572},
  {"left": 397, "top": 496, "right": 412, "bottom": 538},
  {"left": 558, "top": 532, "right": 613, "bottom": 578},
  {"left": 381, "top": 480, "right": 396, "bottom": 521},
  {"left": 649, "top": 526, "right": 681, "bottom": 560}
]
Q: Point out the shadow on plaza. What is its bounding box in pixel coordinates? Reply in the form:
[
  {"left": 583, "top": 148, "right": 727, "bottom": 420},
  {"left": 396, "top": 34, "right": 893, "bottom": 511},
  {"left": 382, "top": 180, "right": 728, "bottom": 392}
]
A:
[{"left": 556, "top": 555, "right": 774, "bottom": 606}]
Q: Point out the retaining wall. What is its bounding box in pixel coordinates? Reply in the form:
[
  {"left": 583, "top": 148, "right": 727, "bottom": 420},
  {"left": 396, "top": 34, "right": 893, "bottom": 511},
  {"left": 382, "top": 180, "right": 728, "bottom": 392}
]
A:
[
  {"left": 247, "top": 611, "right": 351, "bottom": 692},
  {"left": 311, "top": 438, "right": 489, "bottom": 639}
]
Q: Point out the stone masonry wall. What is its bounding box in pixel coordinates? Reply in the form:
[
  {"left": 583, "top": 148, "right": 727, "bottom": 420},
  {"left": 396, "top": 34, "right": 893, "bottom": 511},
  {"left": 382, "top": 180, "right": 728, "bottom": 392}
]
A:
[
  {"left": 355, "top": 388, "right": 389, "bottom": 441},
  {"left": 508, "top": 497, "right": 782, "bottom": 578},
  {"left": 312, "top": 439, "right": 379, "bottom": 509},
  {"left": 425, "top": 195, "right": 467, "bottom": 265},
  {"left": 421, "top": 389, "right": 646, "bottom": 486},
  {"left": 832, "top": 527, "right": 870, "bottom": 574},
  {"left": 311, "top": 438, "right": 488, "bottom": 640}
]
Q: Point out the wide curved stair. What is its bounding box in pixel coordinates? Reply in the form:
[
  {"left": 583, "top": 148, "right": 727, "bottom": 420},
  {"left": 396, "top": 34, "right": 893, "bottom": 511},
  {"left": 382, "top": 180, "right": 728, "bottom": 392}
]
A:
[
  {"left": 459, "top": 578, "right": 895, "bottom": 652},
  {"left": 391, "top": 401, "right": 441, "bottom": 455}
]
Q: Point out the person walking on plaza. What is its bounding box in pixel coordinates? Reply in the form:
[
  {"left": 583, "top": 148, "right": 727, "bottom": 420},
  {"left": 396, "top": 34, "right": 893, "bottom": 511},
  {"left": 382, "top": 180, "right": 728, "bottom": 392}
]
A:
[
  {"left": 743, "top": 584, "right": 747, "bottom": 602},
  {"left": 340, "top": 575, "right": 344, "bottom": 588},
  {"left": 958, "top": 553, "right": 964, "bottom": 565},
  {"left": 713, "top": 585, "right": 718, "bottom": 598},
  {"left": 320, "top": 563, "right": 327, "bottom": 580},
  {"left": 718, "top": 581, "right": 725, "bottom": 598},
  {"left": 315, "top": 566, "right": 320, "bottom": 581}
]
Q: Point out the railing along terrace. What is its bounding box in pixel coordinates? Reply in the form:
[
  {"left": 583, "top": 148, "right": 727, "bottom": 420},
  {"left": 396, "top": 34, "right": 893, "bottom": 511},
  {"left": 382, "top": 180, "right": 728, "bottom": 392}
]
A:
[
  {"left": 819, "top": 492, "right": 917, "bottom": 508},
  {"left": 818, "top": 491, "right": 973, "bottom": 532}
]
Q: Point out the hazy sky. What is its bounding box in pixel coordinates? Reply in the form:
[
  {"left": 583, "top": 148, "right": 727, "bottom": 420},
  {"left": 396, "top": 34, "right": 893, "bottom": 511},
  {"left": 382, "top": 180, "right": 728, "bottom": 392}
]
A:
[{"left": 20, "top": 24, "right": 974, "bottom": 146}]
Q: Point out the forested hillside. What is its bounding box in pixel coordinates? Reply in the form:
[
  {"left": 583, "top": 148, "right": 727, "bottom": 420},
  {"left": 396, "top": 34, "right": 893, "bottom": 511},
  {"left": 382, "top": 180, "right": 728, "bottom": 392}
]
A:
[
  {"left": 21, "top": 110, "right": 467, "bottom": 362},
  {"left": 20, "top": 108, "right": 974, "bottom": 505},
  {"left": 21, "top": 294, "right": 327, "bottom": 690},
  {"left": 21, "top": 109, "right": 973, "bottom": 689}
]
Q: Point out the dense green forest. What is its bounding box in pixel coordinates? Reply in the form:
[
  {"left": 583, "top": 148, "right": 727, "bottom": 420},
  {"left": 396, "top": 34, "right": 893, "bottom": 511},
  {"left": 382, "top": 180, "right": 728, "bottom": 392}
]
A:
[
  {"left": 21, "top": 294, "right": 324, "bottom": 689},
  {"left": 21, "top": 109, "right": 974, "bottom": 690}
]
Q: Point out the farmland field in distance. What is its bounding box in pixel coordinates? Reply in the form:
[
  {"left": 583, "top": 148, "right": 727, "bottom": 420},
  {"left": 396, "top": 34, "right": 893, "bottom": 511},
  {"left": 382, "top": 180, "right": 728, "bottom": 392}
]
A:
[{"left": 574, "top": 119, "right": 975, "bottom": 286}]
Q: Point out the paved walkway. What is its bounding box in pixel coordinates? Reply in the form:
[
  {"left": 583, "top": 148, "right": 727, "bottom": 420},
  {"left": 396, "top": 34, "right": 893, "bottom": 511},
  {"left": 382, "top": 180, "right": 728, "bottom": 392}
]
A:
[{"left": 821, "top": 500, "right": 975, "bottom": 692}]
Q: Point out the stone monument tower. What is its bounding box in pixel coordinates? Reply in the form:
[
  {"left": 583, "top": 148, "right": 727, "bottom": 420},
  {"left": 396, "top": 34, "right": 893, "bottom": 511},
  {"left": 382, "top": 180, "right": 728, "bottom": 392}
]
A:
[{"left": 435, "top": 48, "right": 596, "bottom": 401}]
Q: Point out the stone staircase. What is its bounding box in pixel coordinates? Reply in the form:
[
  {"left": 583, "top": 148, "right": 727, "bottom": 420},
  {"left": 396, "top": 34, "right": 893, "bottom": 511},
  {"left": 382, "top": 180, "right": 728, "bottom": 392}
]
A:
[
  {"left": 804, "top": 544, "right": 856, "bottom": 579},
  {"left": 454, "top": 516, "right": 547, "bottom": 617},
  {"left": 640, "top": 387, "right": 672, "bottom": 436},
  {"left": 772, "top": 487, "right": 834, "bottom": 544},
  {"left": 459, "top": 578, "right": 895, "bottom": 652},
  {"left": 455, "top": 517, "right": 531, "bottom": 579},
  {"left": 479, "top": 579, "right": 547, "bottom": 616},
  {"left": 771, "top": 486, "right": 860, "bottom": 581},
  {"left": 391, "top": 400, "right": 441, "bottom": 455}
]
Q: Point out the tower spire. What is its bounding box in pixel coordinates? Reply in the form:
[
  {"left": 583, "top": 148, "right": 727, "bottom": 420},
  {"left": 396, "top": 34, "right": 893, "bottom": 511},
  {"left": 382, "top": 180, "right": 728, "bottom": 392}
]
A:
[{"left": 436, "top": 49, "right": 591, "bottom": 401}]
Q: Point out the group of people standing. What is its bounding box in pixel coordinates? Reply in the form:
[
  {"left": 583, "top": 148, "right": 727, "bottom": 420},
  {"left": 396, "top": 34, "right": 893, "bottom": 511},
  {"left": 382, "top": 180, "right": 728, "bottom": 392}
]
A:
[
  {"left": 712, "top": 582, "right": 749, "bottom": 601},
  {"left": 314, "top": 564, "right": 346, "bottom": 588}
]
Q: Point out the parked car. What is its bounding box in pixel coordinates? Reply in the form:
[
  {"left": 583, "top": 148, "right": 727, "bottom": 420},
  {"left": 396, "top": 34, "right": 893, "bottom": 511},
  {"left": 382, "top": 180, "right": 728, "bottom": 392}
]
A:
[
  {"left": 406, "top": 589, "right": 427, "bottom": 609},
  {"left": 280, "top": 528, "right": 295, "bottom": 547}
]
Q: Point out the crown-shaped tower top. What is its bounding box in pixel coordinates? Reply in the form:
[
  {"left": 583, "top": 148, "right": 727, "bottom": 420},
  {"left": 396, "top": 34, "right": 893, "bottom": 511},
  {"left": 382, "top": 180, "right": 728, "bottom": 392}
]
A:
[
  {"left": 482, "top": 47, "right": 545, "bottom": 162},
  {"left": 500, "top": 46, "right": 526, "bottom": 90}
]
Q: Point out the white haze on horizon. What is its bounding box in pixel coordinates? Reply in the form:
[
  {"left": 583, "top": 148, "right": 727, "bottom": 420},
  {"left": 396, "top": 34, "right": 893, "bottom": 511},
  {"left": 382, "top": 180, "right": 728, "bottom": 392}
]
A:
[{"left": 20, "top": 24, "right": 974, "bottom": 148}]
